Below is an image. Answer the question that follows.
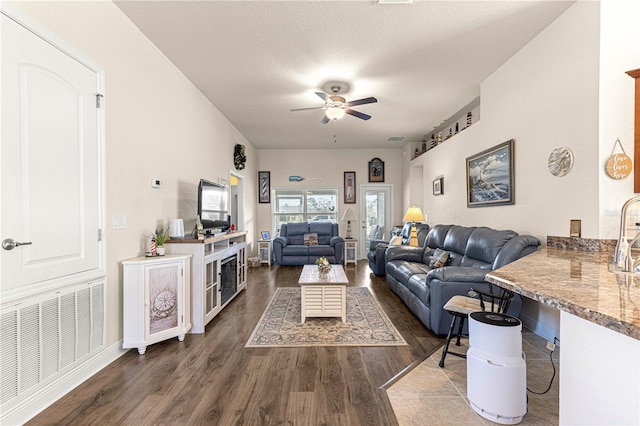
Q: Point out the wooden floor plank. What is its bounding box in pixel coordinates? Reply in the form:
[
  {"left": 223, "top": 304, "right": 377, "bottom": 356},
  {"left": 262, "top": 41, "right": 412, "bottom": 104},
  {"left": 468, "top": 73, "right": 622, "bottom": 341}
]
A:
[{"left": 27, "top": 262, "right": 443, "bottom": 425}]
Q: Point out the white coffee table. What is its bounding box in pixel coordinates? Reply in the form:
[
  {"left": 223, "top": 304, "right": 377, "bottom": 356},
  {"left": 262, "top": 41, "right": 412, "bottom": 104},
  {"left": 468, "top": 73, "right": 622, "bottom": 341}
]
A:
[{"left": 298, "top": 264, "right": 348, "bottom": 323}]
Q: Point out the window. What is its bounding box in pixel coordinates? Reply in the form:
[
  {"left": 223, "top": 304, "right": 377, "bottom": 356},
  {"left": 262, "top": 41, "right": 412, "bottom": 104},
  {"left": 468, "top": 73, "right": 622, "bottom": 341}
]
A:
[{"left": 272, "top": 188, "right": 338, "bottom": 232}]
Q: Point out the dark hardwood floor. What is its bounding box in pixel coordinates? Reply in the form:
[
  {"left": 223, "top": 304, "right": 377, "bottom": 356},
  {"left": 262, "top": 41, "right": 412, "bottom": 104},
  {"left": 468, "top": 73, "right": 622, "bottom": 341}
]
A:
[{"left": 28, "top": 262, "right": 443, "bottom": 425}]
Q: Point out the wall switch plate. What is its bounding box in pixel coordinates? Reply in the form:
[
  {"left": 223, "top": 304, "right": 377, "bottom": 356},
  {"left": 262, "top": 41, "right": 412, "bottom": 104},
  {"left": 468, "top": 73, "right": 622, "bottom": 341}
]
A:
[
  {"left": 151, "top": 177, "right": 163, "bottom": 188},
  {"left": 113, "top": 213, "right": 128, "bottom": 229}
]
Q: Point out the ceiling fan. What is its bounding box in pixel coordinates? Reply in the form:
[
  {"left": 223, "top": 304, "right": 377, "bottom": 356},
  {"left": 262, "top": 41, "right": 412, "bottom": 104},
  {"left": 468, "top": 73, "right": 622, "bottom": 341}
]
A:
[{"left": 290, "top": 84, "right": 377, "bottom": 124}]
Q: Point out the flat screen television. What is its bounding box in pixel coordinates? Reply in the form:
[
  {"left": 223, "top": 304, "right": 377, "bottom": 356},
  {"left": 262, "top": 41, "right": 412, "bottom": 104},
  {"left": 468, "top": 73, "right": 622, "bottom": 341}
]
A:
[{"left": 197, "top": 179, "right": 229, "bottom": 233}]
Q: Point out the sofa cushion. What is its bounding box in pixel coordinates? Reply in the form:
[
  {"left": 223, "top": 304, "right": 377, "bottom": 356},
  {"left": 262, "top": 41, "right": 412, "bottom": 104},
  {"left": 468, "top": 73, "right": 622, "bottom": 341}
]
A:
[
  {"left": 285, "top": 222, "right": 311, "bottom": 245},
  {"left": 308, "top": 245, "right": 336, "bottom": 257},
  {"left": 309, "top": 222, "right": 334, "bottom": 245},
  {"left": 460, "top": 227, "right": 518, "bottom": 267},
  {"left": 428, "top": 248, "right": 450, "bottom": 268},
  {"left": 406, "top": 273, "right": 430, "bottom": 306},
  {"left": 442, "top": 226, "right": 476, "bottom": 266},
  {"left": 303, "top": 233, "right": 318, "bottom": 245},
  {"left": 425, "top": 224, "right": 453, "bottom": 250},
  {"left": 389, "top": 235, "right": 403, "bottom": 245},
  {"left": 386, "top": 260, "right": 431, "bottom": 283}
]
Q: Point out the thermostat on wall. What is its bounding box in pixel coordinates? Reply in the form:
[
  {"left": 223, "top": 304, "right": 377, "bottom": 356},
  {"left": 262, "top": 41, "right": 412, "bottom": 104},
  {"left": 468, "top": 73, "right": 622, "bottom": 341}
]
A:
[{"left": 151, "top": 177, "right": 163, "bottom": 188}]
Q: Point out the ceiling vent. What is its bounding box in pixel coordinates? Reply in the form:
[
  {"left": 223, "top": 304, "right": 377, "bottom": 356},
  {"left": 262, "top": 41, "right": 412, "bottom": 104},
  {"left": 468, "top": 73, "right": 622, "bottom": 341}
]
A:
[{"left": 386, "top": 136, "right": 405, "bottom": 142}]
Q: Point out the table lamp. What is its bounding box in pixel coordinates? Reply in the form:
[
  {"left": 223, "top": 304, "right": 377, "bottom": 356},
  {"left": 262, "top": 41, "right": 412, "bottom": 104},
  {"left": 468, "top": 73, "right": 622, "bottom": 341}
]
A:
[
  {"left": 341, "top": 208, "right": 357, "bottom": 239},
  {"left": 402, "top": 206, "right": 426, "bottom": 247}
]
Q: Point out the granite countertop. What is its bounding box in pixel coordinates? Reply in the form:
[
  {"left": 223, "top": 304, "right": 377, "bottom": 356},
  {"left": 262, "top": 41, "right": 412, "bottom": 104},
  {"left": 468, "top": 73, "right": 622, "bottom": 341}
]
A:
[{"left": 485, "top": 246, "right": 640, "bottom": 340}]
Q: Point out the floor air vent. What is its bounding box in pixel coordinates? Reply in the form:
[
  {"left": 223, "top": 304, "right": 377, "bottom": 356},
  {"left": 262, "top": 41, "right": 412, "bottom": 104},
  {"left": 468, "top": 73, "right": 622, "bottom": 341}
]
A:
[{"left": 0, "top": 281, "right": 105, "bottom": 407}]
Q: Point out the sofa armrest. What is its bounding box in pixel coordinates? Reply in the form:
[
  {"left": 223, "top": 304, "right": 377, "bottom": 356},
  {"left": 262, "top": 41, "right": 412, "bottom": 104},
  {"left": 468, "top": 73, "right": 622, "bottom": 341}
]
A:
[
  {"left": 493, "top": 235, "right": 541, "bottom": 269},
  {"left": 329, "top": 236, "right": 345, "bottom": 247},
  {"left": 426, "top": 266, "right": 488, "bottom": 283},
  {"left": 426, "top": 266, "right": 523, "bottom": 335},
  {"left": 369, "top": 238, "right": 388, "bottom": 251},
  {"left": 385, "top": 245, "right": 424, "bottom": 263},
  {"left": 273, "top": 236, "right": 289, "bottom": 247}
]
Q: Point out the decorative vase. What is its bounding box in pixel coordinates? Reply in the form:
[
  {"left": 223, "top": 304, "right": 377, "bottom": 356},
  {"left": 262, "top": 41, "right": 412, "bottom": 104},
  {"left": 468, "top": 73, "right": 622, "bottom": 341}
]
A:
[
  {"left": 317, "top": 263, "right": 331, "bottom": 277},
  {"left": 156, "top": 246, "right": 165, "bottom": 256}
]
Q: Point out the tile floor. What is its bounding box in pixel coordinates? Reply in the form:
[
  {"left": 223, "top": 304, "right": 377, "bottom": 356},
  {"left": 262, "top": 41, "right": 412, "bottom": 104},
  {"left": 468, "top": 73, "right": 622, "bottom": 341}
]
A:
[{"left": 387, "top": 331, "right": 560, "bottom": 425}]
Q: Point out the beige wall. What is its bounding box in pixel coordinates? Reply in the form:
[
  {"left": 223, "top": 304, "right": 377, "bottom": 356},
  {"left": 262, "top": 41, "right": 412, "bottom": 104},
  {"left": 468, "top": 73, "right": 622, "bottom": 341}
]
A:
[
  {"left": 256, "top": 148, "right": 403, "bottom": 244},
  {"left": 10, "top": 1, "right": 257, "bottom": 346},
  {"left": 598, "top": 0, "right": 640, "bottom": 238},
  {"left": 410, "top": 1, "right": 602, "bottom": 243},
  {"left": 405, "top": 1, "right": 639, "bottom": 340}
]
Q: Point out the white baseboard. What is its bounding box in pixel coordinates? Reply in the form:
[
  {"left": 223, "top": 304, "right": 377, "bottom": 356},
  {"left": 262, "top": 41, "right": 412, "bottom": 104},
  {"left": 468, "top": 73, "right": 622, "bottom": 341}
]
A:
[{"left": 1, "top": 340, "right": 127, "bottom": 426}]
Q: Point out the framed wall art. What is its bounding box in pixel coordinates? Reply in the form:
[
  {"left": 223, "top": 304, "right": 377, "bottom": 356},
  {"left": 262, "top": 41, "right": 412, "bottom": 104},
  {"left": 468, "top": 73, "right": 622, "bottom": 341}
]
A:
[
  {"left": 344, "top": 171, "right": 356, "bottom": 203},
  {"left": 433, "top": 176, "right": 443, "bottom": 196},
  {"left": 368, "top": 157, "right": 384, "bottom": 182},
  {"left": 258, "top": 171, "right": 270, "bottom": 203},
  {"left": 466, "top": 139, "right": 514, "bottom": 207}
]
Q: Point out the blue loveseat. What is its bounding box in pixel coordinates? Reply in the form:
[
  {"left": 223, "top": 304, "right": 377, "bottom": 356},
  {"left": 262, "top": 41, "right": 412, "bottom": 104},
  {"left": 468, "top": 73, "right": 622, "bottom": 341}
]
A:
[{"left": 273, "top": 222, "right": 345, "bottom": 265}]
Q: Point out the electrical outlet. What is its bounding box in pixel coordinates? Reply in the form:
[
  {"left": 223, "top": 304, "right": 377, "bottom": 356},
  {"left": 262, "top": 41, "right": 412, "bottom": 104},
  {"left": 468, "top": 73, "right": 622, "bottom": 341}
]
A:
[{"left": 546, "top": 341, "right": 556, "bottom": 351}]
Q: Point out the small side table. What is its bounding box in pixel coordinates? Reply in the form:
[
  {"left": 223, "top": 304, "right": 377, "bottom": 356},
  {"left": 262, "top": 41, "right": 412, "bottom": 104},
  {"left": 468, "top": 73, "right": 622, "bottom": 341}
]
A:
[
  {"left": 344, "top": 238, "right": 358, "bottom": 265},
  {"left": 257, "top": 239, "right": 271, "bottom": 265}
]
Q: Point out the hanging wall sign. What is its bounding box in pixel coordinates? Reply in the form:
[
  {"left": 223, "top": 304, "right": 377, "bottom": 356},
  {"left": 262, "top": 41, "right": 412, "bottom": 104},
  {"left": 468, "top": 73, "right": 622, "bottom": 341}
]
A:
[{"left": 605, "top": 138, "right": 632, "bottom": 180}]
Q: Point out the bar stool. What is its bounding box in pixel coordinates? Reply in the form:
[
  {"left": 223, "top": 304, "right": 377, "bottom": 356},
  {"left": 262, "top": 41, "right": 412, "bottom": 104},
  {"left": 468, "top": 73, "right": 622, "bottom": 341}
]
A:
[{"left": 438, "top": 285, "right": 514, "bottom": 368}]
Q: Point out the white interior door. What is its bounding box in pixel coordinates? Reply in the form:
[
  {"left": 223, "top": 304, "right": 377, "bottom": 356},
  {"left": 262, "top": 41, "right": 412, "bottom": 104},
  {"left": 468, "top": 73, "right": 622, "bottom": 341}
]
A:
[
  {"left": 1, "top": 13, "right": 102, "bottom": 292},
  {"left": 359, "top": 185, "right": 394, "bottom": 259}
]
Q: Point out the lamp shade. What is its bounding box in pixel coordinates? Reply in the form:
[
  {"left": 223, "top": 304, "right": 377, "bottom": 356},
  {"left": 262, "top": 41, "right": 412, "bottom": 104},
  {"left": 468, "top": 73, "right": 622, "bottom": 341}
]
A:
[
  {"left": 341, "top": 208, "right": 357, "bottom": 222},
  {"left": 326, "top": 107, "right": 345, "bottom": 120},
  {"left": 403, "top": 206, "right": 425, "bottom": 222}
]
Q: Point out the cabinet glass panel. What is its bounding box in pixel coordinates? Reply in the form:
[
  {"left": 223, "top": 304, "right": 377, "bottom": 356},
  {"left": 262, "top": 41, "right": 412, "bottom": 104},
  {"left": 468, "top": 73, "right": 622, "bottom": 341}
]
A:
[
  {"left": 146, "top": 263, "right": 180, "bottom": 338},
  {"left": 205, "top": 259, "right": 218, "bottom": 314}
]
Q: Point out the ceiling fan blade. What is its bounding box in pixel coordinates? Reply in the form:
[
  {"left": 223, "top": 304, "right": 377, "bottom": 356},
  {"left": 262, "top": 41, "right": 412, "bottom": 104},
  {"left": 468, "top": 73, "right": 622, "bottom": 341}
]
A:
[
  {"left": 345, "top": 109, "right": 371, "bottom": 121},
  {"left": 320, "top": 115, "right": 330, "bottom": 124},
  {"left": 290, "top": 106, "right": 326, "bottom": 112},
  {"left": 315, "top": 92, "right": 331, "bottom": 103},
  {"left": 346, "top": 96, "right": 377, "bottom": 107}
]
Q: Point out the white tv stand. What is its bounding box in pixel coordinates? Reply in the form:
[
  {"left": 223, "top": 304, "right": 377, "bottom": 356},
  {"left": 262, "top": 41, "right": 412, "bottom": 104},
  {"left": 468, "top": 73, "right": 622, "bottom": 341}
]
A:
[{"left": 166, "top": 231, "right": 247, "bottom": 333}]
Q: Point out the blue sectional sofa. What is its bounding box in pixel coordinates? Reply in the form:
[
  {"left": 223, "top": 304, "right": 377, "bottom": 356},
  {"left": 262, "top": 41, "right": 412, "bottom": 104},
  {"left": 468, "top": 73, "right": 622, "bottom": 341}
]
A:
[
  {"left": 385, "top": 224, "right": 541, "bottom": 335},
  {"left": 272, "top": 222, "right": 345, "bottom": 265}
]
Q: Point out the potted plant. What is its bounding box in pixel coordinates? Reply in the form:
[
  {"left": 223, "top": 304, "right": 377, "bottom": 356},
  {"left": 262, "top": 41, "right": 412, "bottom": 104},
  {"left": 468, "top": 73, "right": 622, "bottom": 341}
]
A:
[{"left": 152, "top": 227, "right": 170, "bottom": 256}]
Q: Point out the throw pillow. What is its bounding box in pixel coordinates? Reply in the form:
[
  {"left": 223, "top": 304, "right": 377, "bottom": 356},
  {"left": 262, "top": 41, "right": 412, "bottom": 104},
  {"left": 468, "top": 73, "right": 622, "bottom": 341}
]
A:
[
  {"left": 303, "top": 233, "right": 318, "bottom": 245},
  {"left": 389, "top": 235, "right": 403, "bottom": 245},
  {"left": 429, "top": 248, "right": 450, "bottom": 268}
]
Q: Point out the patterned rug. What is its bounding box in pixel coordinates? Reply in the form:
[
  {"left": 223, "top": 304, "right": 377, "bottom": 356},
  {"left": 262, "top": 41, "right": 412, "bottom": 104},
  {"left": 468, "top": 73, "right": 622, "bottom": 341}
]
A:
[{"left": 245, "top": 287, "right": 407, "bottom": 347}]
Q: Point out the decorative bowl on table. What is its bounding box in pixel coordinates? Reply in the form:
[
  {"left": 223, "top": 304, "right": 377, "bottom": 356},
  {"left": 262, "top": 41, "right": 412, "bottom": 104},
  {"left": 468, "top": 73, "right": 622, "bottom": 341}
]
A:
[{"left": 315, "top": 256, "right": 332, "bottom": 276}]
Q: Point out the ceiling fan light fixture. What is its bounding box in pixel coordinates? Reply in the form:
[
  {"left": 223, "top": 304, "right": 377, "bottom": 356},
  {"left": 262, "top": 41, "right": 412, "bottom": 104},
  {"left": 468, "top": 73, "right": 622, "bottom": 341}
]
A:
[{"left": 326, "top": 107, "right": 345, "bottom": 120}]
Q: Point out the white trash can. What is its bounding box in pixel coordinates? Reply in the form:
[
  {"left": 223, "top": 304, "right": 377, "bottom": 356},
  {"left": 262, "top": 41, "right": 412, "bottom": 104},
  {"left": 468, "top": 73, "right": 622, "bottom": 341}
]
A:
[{"left": 467, "top": 311, "right": 527, "bottom": 425}]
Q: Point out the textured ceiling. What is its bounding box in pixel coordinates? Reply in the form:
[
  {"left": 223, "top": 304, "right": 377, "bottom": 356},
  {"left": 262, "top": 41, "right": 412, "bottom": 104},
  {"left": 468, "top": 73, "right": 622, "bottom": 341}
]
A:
[{"left": 115, "top": 0, "right": 573, "bottom": 149}]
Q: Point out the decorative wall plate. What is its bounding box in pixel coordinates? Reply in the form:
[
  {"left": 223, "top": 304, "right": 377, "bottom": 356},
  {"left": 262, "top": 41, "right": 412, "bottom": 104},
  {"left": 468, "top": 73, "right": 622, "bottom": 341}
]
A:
[{"left": 548, "top": 147, "right": 574, "bottom": 177}]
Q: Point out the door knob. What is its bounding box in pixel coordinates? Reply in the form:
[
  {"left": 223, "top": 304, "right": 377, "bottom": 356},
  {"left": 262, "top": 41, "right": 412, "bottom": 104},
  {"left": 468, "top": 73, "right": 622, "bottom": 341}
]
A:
[{"left": 2, "top": 238, "right": 33, "bottom": 250}]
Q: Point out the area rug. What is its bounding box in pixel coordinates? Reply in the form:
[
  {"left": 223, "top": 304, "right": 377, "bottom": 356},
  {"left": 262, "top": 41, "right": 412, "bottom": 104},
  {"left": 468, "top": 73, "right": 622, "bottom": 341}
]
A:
[{"left": 245, "top": 287, "right": 408, "bottom": 347}]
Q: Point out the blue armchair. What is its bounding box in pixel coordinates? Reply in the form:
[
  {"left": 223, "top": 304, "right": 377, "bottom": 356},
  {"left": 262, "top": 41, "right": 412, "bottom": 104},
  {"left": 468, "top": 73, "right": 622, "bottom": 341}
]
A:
[
  {"left": 367, "top": 222, "right": 430, "bottom": 276},
  {"left": 272, "top": 222, "right": 344, "bottom": 265}
]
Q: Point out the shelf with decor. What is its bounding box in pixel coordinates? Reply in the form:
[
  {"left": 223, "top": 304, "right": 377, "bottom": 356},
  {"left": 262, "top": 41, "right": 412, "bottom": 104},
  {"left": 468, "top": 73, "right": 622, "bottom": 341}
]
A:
[
  {"left": 412, "top": 96, "right": 480, "bottom": 160},
  {"left": 166, "top": 231, "right": 247, "bottom": 333}
]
